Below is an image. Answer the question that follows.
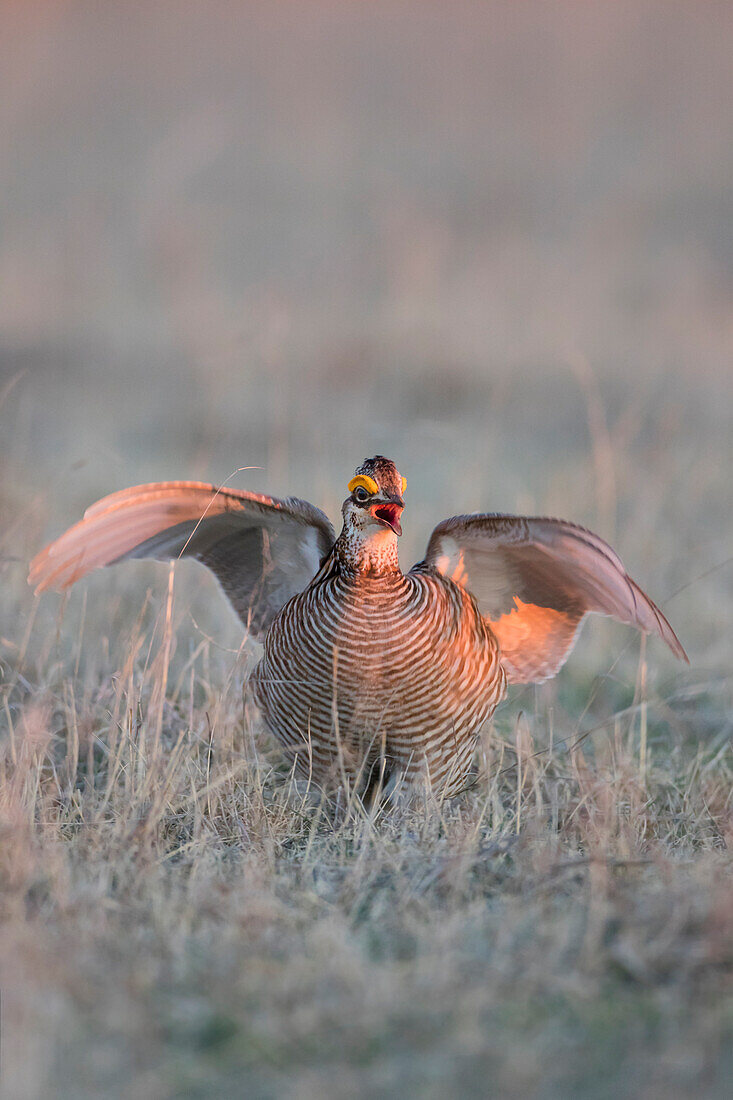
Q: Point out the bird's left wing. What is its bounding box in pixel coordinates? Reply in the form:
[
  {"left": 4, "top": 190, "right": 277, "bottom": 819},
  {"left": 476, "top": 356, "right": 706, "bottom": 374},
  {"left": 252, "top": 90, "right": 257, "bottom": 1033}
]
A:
[
  {"left": 28, "top": 481, "right": 336, "bottom": 641},
  {"left": 418, "top": 513, "right": 687, "bottom": 683}
]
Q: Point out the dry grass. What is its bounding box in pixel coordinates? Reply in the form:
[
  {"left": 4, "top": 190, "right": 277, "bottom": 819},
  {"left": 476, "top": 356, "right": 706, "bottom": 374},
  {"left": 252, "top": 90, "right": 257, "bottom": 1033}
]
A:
[
  {"left": 2, "top": 2, "right": 733, "bottom": 1096},
  {"left": 1, "top": 529, "right": 732, "bottom": 1097}
]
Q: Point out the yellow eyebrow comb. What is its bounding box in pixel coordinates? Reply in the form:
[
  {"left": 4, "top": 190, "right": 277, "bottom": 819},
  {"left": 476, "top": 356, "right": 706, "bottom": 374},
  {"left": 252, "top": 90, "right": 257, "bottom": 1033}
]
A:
[
  {"left": 347, "top": 474, "right": 406, "bottom": 497},
  {"left": 348, "top": 475, "right": 379, "bottom": 495}
]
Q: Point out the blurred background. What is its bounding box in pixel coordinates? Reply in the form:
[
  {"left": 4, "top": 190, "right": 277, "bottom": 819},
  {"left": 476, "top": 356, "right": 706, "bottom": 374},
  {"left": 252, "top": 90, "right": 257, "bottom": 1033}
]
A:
[{"left": 1, "top": 0, "right": 731, "bottom": 670}]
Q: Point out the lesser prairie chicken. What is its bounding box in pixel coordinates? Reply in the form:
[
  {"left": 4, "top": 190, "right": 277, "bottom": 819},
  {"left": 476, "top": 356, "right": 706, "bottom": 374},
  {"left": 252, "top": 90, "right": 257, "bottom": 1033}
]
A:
[{"left": 29, "top": 456, "right": 686, "bottom": 797}]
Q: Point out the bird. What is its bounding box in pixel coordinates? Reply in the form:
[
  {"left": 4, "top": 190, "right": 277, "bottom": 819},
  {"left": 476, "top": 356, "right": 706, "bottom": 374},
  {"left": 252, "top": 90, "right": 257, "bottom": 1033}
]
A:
[{"left": 28, "top": 456, "right": 687, "bottom": 799}]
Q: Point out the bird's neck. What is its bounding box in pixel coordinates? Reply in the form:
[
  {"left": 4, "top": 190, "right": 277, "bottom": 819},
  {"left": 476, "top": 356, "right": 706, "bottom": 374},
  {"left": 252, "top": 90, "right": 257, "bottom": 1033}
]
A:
[{"left": 335, "top": 523, "right": 401, "bottom": 576}]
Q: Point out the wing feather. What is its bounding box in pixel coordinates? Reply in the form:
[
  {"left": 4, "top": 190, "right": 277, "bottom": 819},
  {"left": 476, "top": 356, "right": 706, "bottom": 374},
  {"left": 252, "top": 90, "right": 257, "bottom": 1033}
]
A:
[
  {"left": 28, "top": 481, "right": 335, "bottom": 641},
  {"left": 419, "top": 513, "right": 687, "bottom": 683}
]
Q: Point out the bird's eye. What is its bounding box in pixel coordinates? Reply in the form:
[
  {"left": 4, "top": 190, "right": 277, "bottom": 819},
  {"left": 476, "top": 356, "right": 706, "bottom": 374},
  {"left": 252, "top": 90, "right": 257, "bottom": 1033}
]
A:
[{"left": 354, "top": 486, "right": 370, "bottom": 503}]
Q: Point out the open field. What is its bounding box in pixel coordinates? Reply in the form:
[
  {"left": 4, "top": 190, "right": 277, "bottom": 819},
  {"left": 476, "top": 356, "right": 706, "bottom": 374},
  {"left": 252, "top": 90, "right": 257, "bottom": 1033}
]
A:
[{"left": 1, "top": 3, "right": 733, "bottom": 1097}]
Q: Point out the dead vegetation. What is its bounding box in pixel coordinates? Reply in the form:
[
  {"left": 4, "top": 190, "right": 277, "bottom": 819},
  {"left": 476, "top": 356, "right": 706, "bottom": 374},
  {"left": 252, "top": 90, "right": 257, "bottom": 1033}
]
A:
[{"left": 0, "top": 572, "right": 731, "bottom": 1097}]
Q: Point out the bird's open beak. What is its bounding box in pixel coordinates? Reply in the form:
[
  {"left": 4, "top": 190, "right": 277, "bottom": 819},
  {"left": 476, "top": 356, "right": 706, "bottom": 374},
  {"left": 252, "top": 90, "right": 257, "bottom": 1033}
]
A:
[{"left": 371, "top": 497, "right": 404, "bottom": 535}]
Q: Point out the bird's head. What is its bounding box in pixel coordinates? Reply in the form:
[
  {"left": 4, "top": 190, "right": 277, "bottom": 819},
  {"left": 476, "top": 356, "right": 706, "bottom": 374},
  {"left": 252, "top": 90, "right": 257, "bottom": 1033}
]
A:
[{"left": 342, "top": 456, "right": 406, "bottom": 538}]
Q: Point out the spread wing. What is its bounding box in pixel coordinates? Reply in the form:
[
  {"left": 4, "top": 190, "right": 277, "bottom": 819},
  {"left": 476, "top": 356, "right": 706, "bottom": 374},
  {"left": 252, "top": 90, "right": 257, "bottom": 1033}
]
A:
[
  {"left": 28, "top": 481, "right": 336, "bottom": 641},
  {"left": 419, "top": 513, "right": 687, "bottom": 683}
]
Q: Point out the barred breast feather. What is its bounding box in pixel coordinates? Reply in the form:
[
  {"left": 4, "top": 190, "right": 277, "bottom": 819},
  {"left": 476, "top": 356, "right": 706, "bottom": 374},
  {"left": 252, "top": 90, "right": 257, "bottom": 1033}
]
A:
[{"left": 252, "top": 558, "right": 504, "bottom": 795}]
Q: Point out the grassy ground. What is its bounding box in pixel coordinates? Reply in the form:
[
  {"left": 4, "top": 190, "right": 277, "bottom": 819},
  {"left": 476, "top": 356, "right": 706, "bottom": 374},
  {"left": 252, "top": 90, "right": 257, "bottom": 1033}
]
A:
[
  {"left": 1, "top": 576, "right": 732, "bottom": 1099},
  {"left": 2, "top": 3, "right": 733, "bottom": 1097}
]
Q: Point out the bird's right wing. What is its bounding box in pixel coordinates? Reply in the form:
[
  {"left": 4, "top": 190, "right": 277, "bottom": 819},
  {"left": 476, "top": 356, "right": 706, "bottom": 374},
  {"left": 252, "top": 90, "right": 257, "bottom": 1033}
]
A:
[{"left": 28, "top": 481, "right": 336, "bottom": 641}]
